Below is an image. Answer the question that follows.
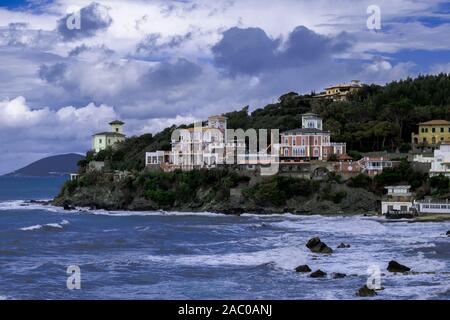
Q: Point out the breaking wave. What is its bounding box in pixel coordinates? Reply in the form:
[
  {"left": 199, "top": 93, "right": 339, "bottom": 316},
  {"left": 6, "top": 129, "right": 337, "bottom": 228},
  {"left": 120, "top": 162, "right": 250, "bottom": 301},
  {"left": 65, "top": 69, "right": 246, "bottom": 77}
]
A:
[{"left": 19, "top": 220, "right": 70, "bottom": 232}]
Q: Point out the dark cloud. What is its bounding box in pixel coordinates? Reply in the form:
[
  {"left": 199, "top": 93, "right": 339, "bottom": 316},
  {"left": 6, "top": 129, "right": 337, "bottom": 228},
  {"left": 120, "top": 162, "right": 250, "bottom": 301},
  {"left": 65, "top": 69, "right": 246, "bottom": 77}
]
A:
[
  {"left": 57, "top": 2, "right": 113, "bottom": 41},
  {"left": 135, "top": 32, "right": 193, "bottom": 60},
  {"left": 38, "top": 63, "right": 67, "bottom": 84},
  {"left": 141, "top": 58, "right": 202, "bottom": 89},
  {"left": 212, "top": 27, "right": 279, "bottom": 75},
  {"left": 68, "top": 44, "right": 114, "bottom": 57},
  {"left": 212, "top": 26, "right": 353, "bottom": 75}
]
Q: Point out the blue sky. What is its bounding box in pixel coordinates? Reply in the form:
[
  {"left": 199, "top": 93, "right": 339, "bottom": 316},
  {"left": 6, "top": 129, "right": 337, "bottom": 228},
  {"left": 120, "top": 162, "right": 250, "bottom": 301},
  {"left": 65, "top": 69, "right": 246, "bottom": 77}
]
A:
[{"left": 0, "top": 0, "right": 450, "bottom": 174}]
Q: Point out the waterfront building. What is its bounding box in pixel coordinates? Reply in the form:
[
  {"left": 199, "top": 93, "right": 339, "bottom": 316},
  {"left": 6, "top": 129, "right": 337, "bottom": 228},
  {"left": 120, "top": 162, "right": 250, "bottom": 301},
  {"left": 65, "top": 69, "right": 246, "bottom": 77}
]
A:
[
  {"left": 313, "top": 80, "right": 362, "bottom": 101},
  {"left": 92, "top": 120, "right": 126, "bottom": 153},
  {"left": 411, "top": 119, "right": 450, "bottom": 152},
  {"left": 415, "top": 199, "right": 450, "bottom": 214},
  {"left": 280, "top": 113, "right": 346, "bottom": 161},
  {"left": 381, "top": 185, "right": 415, "bottom": 215}
]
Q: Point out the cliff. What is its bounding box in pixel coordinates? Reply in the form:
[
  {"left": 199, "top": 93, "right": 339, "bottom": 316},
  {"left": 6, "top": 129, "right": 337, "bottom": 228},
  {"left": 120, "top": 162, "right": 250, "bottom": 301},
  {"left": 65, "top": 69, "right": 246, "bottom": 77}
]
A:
[{"left": 53, "top": 169, "right": 381, "bottom": 215}]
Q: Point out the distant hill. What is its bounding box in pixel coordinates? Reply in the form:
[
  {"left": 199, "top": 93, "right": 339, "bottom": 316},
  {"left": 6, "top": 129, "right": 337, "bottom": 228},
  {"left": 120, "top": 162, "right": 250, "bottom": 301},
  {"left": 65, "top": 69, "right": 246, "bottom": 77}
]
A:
[{"left": 5, "top": 153, "right": 84, "bottom": 177}]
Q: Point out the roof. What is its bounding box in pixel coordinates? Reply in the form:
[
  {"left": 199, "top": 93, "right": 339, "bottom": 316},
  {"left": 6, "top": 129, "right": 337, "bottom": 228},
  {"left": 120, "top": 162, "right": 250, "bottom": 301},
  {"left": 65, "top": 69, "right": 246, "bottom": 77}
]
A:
[
  {"left": 325, "top": 81, "right": 362, "bottom": 90},
  {"left": 92, "top": 132, "right": 126, "bottom": 137},
  {"left": 302, "top": 112, "right": 319, "bottom": 117},
  {"left": 338, "top": 154, "right": 353, "bottom": 161},
  {"left": 109, "top": 120, "right": 125, "bottom": 125},
  {"left": 282, "top": 128, "right": 330, "bottom": 135},
  {"left": 208, "top": 115, "right": 227, "bottom": 120},
  {"left": 418, "top": 120, "right": 450, "bottom": 126},
  {"left": 385, "top": 185, "right": 411, "bottom": 189}
]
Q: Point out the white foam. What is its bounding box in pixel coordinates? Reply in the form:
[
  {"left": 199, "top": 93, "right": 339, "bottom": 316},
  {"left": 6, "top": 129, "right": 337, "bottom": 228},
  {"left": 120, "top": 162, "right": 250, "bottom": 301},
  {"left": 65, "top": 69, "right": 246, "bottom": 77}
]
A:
[
  {"left": 147, "top": 245, "right": 308, "bottom": 270},
  {"left": 19, "top": 220, "right": 70, "bottom": 231},
  {"left": 86, "top": 208, "right": 228, "bottom": 217},
  {"left": 0, "top": 200, "right": 65, "bottom": 213}
]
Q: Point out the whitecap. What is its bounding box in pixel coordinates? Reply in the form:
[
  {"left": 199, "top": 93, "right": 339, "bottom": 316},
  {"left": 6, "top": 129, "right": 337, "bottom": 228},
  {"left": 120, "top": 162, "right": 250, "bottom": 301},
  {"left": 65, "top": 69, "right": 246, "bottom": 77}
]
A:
[{"left": 19, "top": 220, "right": 69, "bottom": 231}]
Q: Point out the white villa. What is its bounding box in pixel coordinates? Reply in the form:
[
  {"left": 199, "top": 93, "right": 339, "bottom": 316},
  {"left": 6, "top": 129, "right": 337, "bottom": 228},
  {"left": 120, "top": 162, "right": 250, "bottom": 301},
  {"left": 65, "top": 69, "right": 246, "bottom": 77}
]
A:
[
  {"left": 92, "top": 120, "right": 126, "bottom": 153},
  {"left": 146, "top": 115, "right": 247, "bottom": 170},
  {"left": 414, "top": 143, "right": 450, "bottom": 177}
]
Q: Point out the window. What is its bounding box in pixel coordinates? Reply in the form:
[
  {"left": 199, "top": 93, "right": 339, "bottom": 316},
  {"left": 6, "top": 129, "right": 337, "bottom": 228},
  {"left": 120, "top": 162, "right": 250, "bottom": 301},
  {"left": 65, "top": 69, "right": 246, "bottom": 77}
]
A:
[
  {"left": 292, "top": 138, "right": 296, "bottom": 146},
  {"left": 108, "top": 139, "right": 111, "bottom": 144},
  {"left": 284, "top": 148, "right": 289, "bottom": 157},
  {"left": 99, "top": 139, "right": 102, "bottom": 144},
  {"left": 432, "top": 128, "right": 436, "bottom": 133},
  {"left": 441, "top": 127, "right": 444, "bottom": 133},
  {"left": 425, "top": 128, "right": 429, "bottom": 133},
  {"left": 421, "top": 128, "right": 425, "bottom": 133}
]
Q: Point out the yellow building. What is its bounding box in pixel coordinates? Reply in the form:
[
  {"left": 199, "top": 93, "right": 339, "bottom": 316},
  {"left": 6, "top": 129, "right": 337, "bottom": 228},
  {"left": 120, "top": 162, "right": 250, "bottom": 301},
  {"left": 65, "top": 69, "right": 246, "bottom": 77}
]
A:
[
  {"left": 92, "top": 120, "right": 126, "bottom": 153},
  {"left": 412, "top": 120, "right": 450, "bottom": 151},
  {"left": 314, "top": 80, "right": 362, "bottom": 101}
]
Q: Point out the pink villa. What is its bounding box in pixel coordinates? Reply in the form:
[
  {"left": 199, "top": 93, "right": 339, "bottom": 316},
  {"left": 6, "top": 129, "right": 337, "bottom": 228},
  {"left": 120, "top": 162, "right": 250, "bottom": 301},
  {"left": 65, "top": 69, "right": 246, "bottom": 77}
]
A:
[{"left": 280, "top": 113, "right": 346, "bottom": 161}]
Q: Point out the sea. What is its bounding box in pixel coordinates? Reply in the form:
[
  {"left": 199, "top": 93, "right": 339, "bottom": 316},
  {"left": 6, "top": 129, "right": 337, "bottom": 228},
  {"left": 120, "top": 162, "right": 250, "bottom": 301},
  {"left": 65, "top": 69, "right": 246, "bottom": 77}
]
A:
[{"left": 0, "top": 176, "right": 449, "bottom": 300}]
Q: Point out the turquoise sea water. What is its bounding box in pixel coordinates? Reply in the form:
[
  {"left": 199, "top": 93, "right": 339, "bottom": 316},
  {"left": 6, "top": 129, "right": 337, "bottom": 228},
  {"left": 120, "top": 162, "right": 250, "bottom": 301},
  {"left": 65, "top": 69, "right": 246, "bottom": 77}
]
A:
[{"left": 0, "top": 176, "right": 449, "bottom": 300}]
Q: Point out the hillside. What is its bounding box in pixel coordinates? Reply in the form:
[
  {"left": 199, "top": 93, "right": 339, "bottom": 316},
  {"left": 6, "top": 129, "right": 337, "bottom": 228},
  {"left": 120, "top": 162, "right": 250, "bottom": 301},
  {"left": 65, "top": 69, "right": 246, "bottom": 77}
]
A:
[
  {"left": 81, "top": 73, "right": 450, "bottom": 173},
  {"left": 54, "top": 74, "right": 450, "bottom": 214},
  {"left": 6, "top": 153, "right": 84, "bottom": 177}
]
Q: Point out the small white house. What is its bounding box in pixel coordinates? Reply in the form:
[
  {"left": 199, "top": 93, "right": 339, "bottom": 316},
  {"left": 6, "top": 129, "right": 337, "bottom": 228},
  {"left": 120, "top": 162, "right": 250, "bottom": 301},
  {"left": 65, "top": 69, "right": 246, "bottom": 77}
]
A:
[{"left": 381, "top": 185, "right": 415, "bottom": 214}]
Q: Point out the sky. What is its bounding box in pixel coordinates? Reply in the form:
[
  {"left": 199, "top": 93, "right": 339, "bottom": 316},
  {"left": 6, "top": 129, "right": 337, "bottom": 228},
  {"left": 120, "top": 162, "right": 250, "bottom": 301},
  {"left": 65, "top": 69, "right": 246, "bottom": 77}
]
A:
[{"left": 0, "top": 0, "right": 450, "bottom": 174}]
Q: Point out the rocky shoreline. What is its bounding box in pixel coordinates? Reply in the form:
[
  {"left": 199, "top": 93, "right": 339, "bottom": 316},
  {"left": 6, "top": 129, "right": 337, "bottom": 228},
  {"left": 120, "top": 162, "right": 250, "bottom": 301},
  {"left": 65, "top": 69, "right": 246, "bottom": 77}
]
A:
[{"left": 52, "top": 179, "right": 381, "bottom": 216}]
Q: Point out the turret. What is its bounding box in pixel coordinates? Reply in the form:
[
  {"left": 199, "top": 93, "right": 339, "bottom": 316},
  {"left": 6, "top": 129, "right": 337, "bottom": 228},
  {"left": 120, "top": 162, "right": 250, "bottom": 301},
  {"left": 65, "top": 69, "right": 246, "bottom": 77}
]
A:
[{"left": 109, "top": 120, "right": 124, "bottom": 134}]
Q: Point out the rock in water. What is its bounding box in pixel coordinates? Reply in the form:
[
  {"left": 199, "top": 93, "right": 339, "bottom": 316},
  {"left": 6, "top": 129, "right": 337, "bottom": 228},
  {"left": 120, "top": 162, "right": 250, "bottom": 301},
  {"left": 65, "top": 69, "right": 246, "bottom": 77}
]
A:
[
  {"left": 295, "top": 265, "right": 312, "bottom": 273},
  {"left": 306, "top": 237, "right": 333, "bottom": 254},
  {"left": 387, "top": 260, "right": 411, "bottom": 273},
  {"left": 331, "top": 272, "right": 347, "bottom": 279},
  {"left": 337, "top": 243, "right": 351, "bottom": 248},
  {"left": 446, "top": 230, "right": 450, "bottom": 236},
  {"left": 356, "top": 285, "right": 377, "bottom": 297},
  {"left": 63, "top": 201, "right": 75, "bottom": 211},
  {"left": 310, "top": 269, "right": 327, "bottom": 278}
]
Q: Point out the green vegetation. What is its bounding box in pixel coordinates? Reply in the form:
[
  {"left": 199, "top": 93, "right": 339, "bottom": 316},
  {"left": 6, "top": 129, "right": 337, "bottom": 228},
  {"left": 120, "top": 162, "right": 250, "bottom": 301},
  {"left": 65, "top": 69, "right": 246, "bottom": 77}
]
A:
[
  {"left": 243, "top": 176, "right": 319, "bottom": 206},
  {"left": 430, "top": 175, "right": 450, "bottom": 196},
  {"left": 140, "top": 169, "right": 250, "bottom": 207}
]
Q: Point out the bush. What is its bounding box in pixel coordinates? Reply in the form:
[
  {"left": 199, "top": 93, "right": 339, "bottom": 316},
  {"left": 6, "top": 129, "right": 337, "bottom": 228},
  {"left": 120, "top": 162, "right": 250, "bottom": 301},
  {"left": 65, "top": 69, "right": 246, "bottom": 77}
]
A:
[
  {"left": 244, "top": 176, "right": 316, "bottom": 206},
  {"left": 145, "top": 189, "right": 175, "bottom": 206},
  {"left": 347, "top": 174, "right": 373, "bottom": 190},
  {"left": 348, "top": 150, "right": 363, "bottom": 161},
  {"left": 63, "top": 180, "right": 78, "bottom": 194},
  {"left": 430, "top": 175, "right": 449, "bottom": 195}
]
